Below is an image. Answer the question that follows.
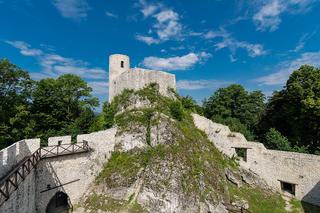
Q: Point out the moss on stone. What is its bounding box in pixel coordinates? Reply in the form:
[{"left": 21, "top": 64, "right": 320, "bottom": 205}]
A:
[
  {"left": 228, "top": 183, "right": 289, "bottom": 213},
  {"left": 86, "top": 84, "right": 301, "bottom": 212},
  {"left": 83, "top": 192, "right": 146, "bottom": 213}
]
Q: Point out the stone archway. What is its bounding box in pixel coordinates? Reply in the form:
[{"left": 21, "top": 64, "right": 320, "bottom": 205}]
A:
[{"left": 46, "top": 191, "right": 70, "bottom": 213}]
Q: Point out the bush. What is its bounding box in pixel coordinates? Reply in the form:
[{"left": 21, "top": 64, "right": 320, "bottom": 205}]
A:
[
  {"left": 264, "top": 128, "right": 291, "bottom": 151},
  {"left": 103, "top": 102, "right": 116, "bottom": 128},
  {"left": 181, "top": 96, "right": 203, "bottom": 114},
  {"left": 169, "top": 101, "right": 184, "bottom": 121}
]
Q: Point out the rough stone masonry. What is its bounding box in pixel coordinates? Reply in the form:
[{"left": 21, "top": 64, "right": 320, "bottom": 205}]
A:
[{"left": 108, "top": 54, "right": 176, "bottom": 102}]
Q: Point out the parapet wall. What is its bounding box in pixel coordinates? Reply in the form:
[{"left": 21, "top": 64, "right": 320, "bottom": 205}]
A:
[
  {"left": 0, "top": 128, "right": 117, "bottom": 213},
  {"left": 35, "top": 128, "right": 117, "bottom": 212},
  {"left": 192, "top": 113, "right": 320, "bottom": 206},
  {"left": 0, "top": 139, "right": 40, "bottom": 213},
  {"left": 0, "top": 139, "right": 40, "bottom": 178},
  {"left": 109, "top": 68, "right": 176, "bottom": 101}
]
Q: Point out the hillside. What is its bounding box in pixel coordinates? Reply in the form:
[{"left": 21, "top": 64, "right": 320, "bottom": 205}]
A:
[{"left": 74, "top": 84, "right": 305, "bottom": 213}]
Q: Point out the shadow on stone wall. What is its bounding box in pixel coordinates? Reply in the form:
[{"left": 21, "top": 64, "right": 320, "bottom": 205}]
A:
[
  {"left": 302, "top": 181, "right": 320, "bottom": 213},
  {"left": 0, "top": 140, "right": 37, "bottom": 212},
  {"left": 36, "top": 151, "right": 90, "bottom": 212}
]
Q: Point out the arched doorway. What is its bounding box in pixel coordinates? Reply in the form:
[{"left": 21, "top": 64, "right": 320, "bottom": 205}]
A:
[{"left": 46, "top": 191, "right": 70, "bottom": 213}]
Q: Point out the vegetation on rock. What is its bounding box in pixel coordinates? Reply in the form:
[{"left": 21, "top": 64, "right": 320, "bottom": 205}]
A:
[{"left": 80, "top": 85, "right": 305, "bottom": 212}]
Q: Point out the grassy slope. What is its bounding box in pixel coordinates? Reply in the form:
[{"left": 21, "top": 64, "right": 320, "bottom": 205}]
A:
[{"left": 81, "top": 84, "right": 305, "bottom": 213}]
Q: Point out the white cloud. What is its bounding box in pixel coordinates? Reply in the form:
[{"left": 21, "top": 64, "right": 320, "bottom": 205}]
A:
[
  {"left": 88, "top": 81, "right": 109, "bottom": 95},
  {"left": 177, "top": 79, "right": 232, "bottom": 90},
  {"left": 5, "top": 40, "right": 106, "bottom": 80},
  {"left": 293, "top": 31, "right": 316, "bottom": 52},
  {"left": 229, "top": 55, "right": 237, "bottom": 62},
  {"left": 254, "top": 51, "right": 320, "bottom": 85},
  {"left": 138, "top": 0, "right": 161, "bottom": 17},
  {"left": 203, "top": 30, "right": 229, "bottom": 39},
  {"left": 253, "top": 0, "right": 284, "bottom": 32},
  {"left": 141, "top": 52, "right": 211, "bottom": 71},
  {"left": 215, "top": 38, "right": 266, "bottom": 57},
  {"left": 5, "top": 41, "right": 43, "bottom": 56},
  {"left": 154, "top": 10, "right": 182, "bottom": 41},
  {"left": 253, "top": 0, "right": 316, "bottom": 32},
  {"left": 105, "top": 11, "right": 118, "bottom": 18},
  {"left": 52, "top": 0, "right": 89, "bottom": 21},
  {"left": 136, "top": 1, "right": 183, "bottom": 45},
  {"left": 203, "top": 29, "right": 267, "bottom": 58},
  {"left": 135, "top": 35, "right": 160, "bottom": 45}
]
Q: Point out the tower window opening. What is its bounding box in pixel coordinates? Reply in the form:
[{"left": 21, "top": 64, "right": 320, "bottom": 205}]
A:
[
  {"left": 280, "top": 181, "right": 296, "bottom": 195},
  {"left": 121, "top": 61, "right": 124, "bottom": 68}
]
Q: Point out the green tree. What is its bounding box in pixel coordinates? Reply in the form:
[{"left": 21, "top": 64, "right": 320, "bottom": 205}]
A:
[
  {"left": 31, "top": 74, "right": 98, "bottom": 144},
  {"left": 180, "top": 95, "right": 203, "bottom": 114},
  {"left": 0, "top": 59, "right": 34, "bottom": 148},
  {"left": 264, "top": 128, "right": 291, "bottom": 151},
  {"left": 102, "top": 102, "right": 117, "bottom": 128},
  {"left": 203, "top": 84, "right": 265, "bottom": 139},
  {"left": 259, "top": 65, "right": 320, "bottom": 154}
]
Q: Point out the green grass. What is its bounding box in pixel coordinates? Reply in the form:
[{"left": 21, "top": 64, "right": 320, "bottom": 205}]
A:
[
  {"left": 96, "top": 150, "right": 144, "bottom": 187},
  {"left": 83, "top": 192, "right": 146, "bottom": 213},
  {"left": 228, "top": 183, "right": 288, "bottom": 213},
  {"left": 290, "top": 199, "right": 304, "bottom": 213}
]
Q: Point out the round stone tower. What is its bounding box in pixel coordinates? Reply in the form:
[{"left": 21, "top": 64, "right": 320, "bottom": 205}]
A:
[
  {"left": 109, "top": 54, "right": 130, "bottom": 82},
  {"left": 108, "top": 54, "right": 130, "bottom": 102}
]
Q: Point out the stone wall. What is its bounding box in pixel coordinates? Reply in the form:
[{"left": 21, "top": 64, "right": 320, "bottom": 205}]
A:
[
  {"left": 192, "top": 113, "right": 320, "bottom": 206},
  {"left": 35, "top": 128, "right": 117, "bottom": 212},
  {"left": 0, "top": 171, "right": 37, "bottom": 213},
  {"left": 48, "top": 136, "right": 71, "bottom": 146},
  {"left": 109, "top": 68, "right": 176, "bottom": 101},
  {"left": 0, "top": 139, "right": 40, "bottom": 213}
]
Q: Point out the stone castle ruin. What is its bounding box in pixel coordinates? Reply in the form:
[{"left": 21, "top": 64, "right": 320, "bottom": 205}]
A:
[
  {"left": 0, "top": 54, "right": 319, "bottom": 212},
  {"left": 108, "top": 54, "right": 176, "bottom": 102}
]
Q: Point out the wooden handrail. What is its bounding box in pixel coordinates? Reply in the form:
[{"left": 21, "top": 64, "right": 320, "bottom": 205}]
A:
[{"left": 0, "top": 141, "right": 90, "bottom": 207}]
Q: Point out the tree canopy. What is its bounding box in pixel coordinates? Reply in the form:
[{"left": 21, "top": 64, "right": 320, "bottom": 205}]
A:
[
  {"left": 203, "top": 84, "right": 265, "bottom": 140},
  {"left": 0, "top": 59, "right": 98, "bottom": 148},
  {"left": 202, "top": 65, "right": 320, "bottom": 154},
  {"left": 259, "top": 65, "right": 320, "bottom": 154}
]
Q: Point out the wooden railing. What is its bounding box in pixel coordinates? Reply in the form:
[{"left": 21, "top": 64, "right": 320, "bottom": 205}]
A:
[
  {"left": 40, "top": 141, "right": 90, "bottom": 159},
  {"left": 0, "top": 141, "right": 90, "bottom": 207}
]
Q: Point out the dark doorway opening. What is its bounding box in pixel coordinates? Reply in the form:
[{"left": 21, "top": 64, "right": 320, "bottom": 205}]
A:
[
  {"left": 234, "top": 148, "right": 247, "bottom": 162},
  {"left": 121, "top": 61, "right": 124, "bottom": 68},
  {"left": 280, "top": 181, "right": 296, "bottom": 195},
  {"left": 46, "top": 191, "right": 70, "bottom": 213}
]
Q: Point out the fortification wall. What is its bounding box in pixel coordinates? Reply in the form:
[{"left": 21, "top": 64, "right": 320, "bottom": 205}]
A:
[
  {"left": 1, "top": 171, "right": 36, "bottom": 213},
  {"left": 0, "top": 139, "right": 40, "bottom": 213},
  {"left": 110, "top": 68, "right": 176, "bottom": 101},
  {"left": 0, "top": 139, "right": 40, "bottom": 177},
  {"left": 35, "top": 128, "right": 117, "bottom": 212},
  {"left": 192, "top": 113, "right": 320, "bottom": 206}
]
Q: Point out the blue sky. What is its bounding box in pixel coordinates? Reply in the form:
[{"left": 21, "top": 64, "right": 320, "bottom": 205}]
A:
[{"left": 1, "top": 0, "right": 320, "bottom": 107}]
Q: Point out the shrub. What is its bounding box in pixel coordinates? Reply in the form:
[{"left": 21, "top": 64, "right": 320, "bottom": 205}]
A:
[
  {"left": 169, "top": 101, "right": 184, "bottom": 121},
  {"left": 264, "top": 128, "right": 291, "bottom": 151}
]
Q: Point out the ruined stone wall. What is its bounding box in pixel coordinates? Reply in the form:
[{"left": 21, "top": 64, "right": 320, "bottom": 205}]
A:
[
  {"left": 35, "top": 128, "right": 117, "bottom": 212},
  {"left": 0, "top": 139, "right": 40, "bottom": 213},
  {"left": 109, "top": 68, "right": 176, "bottom": 101},
  {"left": 192, "top": 113, "right": 320, "bottom": 206}
]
